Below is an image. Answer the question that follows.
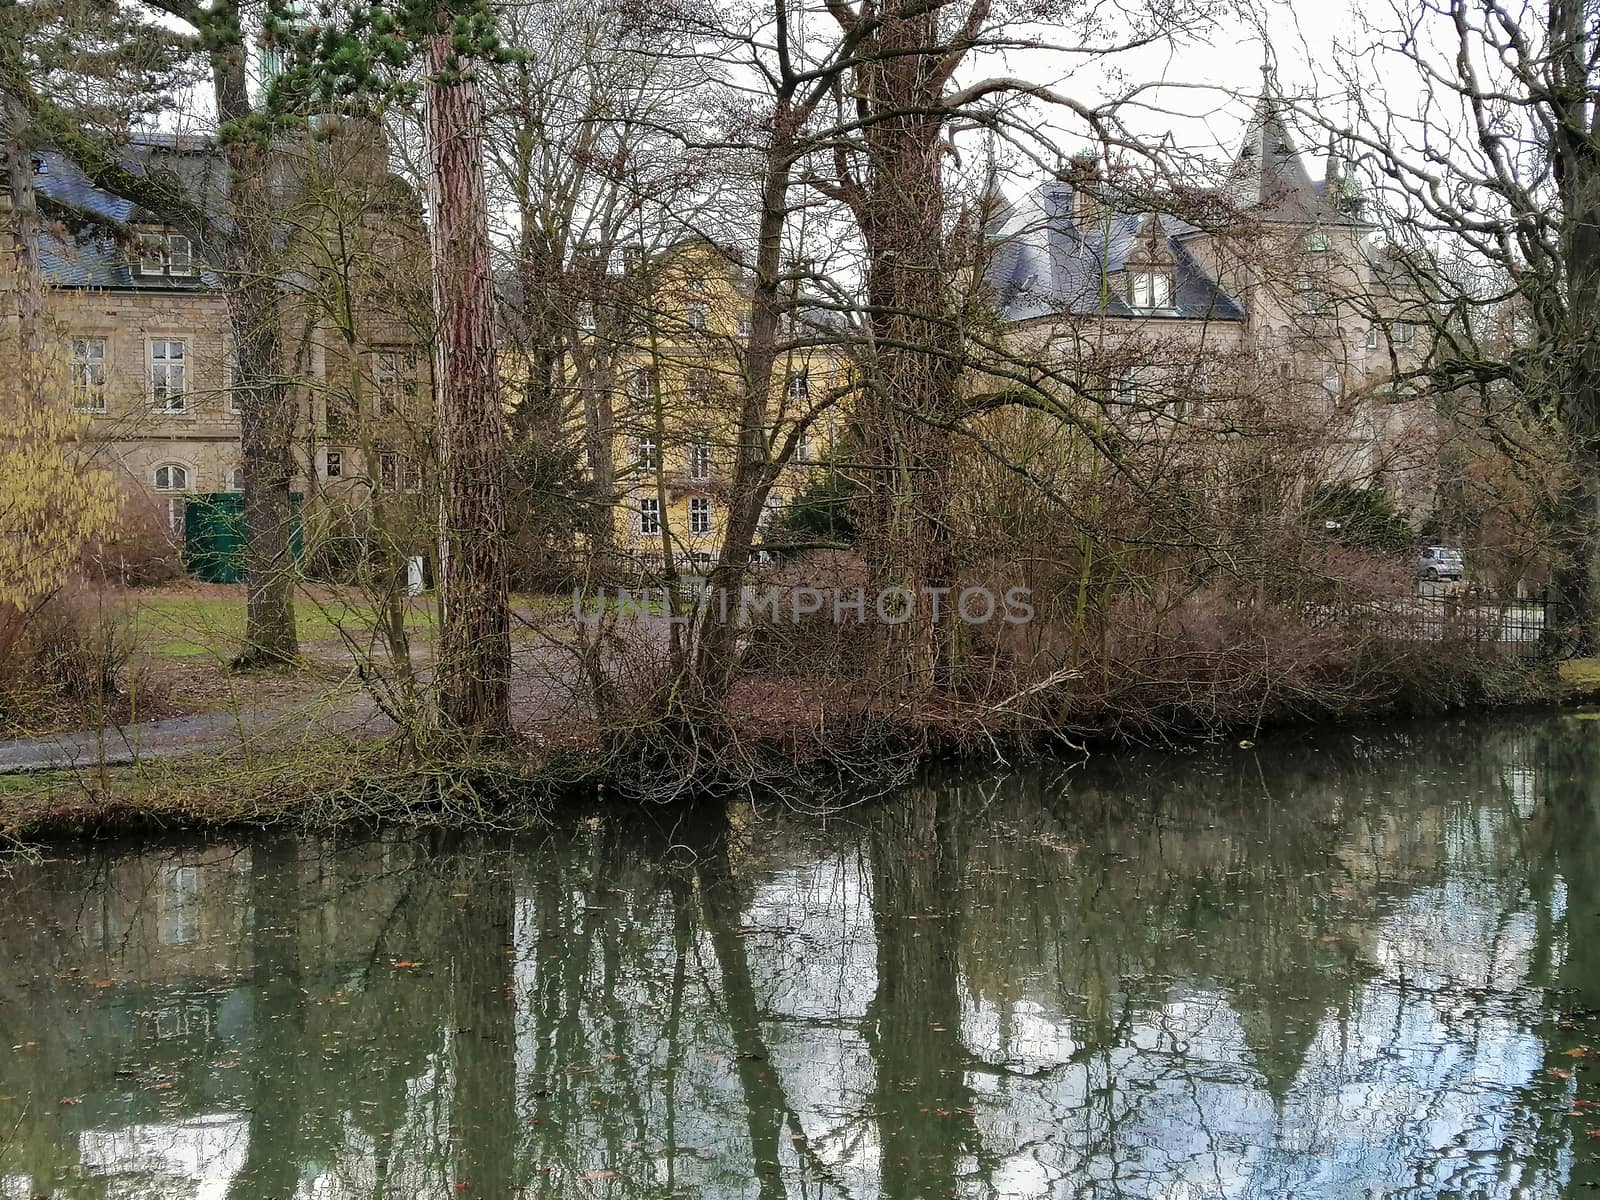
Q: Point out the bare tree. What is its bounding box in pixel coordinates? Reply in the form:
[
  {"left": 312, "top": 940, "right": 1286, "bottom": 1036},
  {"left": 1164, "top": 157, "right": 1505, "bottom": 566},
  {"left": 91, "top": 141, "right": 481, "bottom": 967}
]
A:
[{"left": 1317, "top": 0, "right": 1600, "bottom": 645}]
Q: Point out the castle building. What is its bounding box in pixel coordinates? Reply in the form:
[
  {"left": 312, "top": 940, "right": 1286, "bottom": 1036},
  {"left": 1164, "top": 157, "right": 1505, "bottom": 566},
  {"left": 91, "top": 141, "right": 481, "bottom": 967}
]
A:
[
  {"left": 0, "top": 129, "right": 432, "bottom": 576},
  {"left": 982, "top": 92, "right": 1435, "bottom": 508}
]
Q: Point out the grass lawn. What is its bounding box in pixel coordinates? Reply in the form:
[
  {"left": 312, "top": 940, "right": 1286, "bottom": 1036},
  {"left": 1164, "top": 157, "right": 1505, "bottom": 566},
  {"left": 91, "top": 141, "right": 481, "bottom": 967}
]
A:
[{"left": 132, "top": 586, "right": 438, "bottom": 659}]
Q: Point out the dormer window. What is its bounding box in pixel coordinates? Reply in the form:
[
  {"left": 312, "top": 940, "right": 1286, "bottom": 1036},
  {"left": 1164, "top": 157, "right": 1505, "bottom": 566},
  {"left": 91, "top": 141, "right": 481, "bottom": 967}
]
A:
[
  {"left": 138, "top": 232, "right": 193, "bottom": 278},
  {"left": 1129, "top": 271, "right": 1173, "bottom": 310}
]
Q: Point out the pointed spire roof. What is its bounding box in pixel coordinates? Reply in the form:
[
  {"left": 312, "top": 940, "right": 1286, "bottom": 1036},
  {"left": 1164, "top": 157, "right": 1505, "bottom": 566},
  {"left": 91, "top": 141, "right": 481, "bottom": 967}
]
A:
[{"left": 1225, "top": 82, "right": 1349, "bottom": 225}]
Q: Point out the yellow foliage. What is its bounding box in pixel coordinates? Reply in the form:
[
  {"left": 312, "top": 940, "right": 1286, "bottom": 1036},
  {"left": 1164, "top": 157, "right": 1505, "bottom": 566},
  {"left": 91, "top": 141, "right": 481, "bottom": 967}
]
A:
[{"left": 0, "top": 343, "right": 120, "bottom": 606}]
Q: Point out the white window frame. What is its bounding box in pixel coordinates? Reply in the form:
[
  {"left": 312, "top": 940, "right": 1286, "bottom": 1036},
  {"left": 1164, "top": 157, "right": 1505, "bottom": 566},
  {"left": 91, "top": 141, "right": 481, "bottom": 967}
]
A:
[
  {"left": 1363, "top": 327, "right": 1379, "bottom": 350},
  {"left": 1391, "top": 321, "right": 1415, "bottom": 346},
  {"left": 689, "top": 496, "right": 712, "bottom": 535},
  {"left": 152, "top": 463, "right": 191, "bottom": 534},
  {"left": 686, "top": 301, "right": 708, "bottom": 331},
  {"left": 1130, "top": 271, "right": 1173, "bottom": 310},
  {"left": 372, "top": 347, "right": 411, "bottom": 418},
  {"left": 685, "top": 370, "right": 711, "bottom": 406},
  {"left": 785, "top": 372, "right": 809, "bottom": 405},
  {"left": 138, "top": 232, "right": 194, "bottom": 278},
  {"left": 71, "top": 337, "right": 107, "bottom": 412},
  {"left": 638, "top": 496, "right": 661, "bottom": 536},
  {"left": 226, "top": 467, "right": 245, "bottom": 492},
  {"left": 166, "top": 234, "right": 193, "bottom": 277},
  {"left": 1294, "top": 276, "right": 1330, "bottom": 316},
  {"left": 688, "top": 435, "right": 712, "bottom": 482},
  {"left": 636, "top": 434, "right": 659, "bottom": 472},
  {"left": 379, "top": 451, "right": 421, "bottom": 493},
  {"left": 223, "top": 348, "right": 242, "bottom": 414},
  {"left": 148, "top": 338, "right": 188, "bottom": 412},
  {"left": 139, "top": 233, "right": 167, "bottom": 274}
]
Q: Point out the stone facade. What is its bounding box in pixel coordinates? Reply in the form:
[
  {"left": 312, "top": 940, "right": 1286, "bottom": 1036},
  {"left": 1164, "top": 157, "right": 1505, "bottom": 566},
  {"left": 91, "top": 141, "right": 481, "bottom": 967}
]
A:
[
  {"left": 984, "top": 94, "right": 1437, "bottom": 513},
  {"left": 0, "top": 131, "right": 432, "bottom": 557}
]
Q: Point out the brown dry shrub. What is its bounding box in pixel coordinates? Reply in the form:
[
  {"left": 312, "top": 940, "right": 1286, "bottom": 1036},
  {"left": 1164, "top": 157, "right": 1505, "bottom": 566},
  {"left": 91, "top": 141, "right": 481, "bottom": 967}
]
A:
[
  {"left": 79, "top": 490, "right": 185, "bottom": 587},
  {"left": 0, "top": 584, "right": 144, "bottom": 735}
]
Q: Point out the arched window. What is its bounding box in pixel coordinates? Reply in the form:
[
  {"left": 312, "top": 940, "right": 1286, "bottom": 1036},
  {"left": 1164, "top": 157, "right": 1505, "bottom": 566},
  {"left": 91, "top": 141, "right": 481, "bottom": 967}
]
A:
[
  {"left": 226, "top": 467, "right": 245, "bottom": 492},
  {"left": 152, "top": 463, "right": 191, "bottom": 534},
  {"left": 153, "top": 463, "right": 189, "bottom": 491}
]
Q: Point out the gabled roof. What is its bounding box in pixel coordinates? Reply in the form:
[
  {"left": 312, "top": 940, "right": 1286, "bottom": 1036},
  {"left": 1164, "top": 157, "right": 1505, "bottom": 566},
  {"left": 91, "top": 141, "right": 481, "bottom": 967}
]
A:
[
  {"left": 984, "top": 179, "right": 1246, "bottom": 324},
  {"left": 31, "top": 136, "right": 225, "bottom": 291}
]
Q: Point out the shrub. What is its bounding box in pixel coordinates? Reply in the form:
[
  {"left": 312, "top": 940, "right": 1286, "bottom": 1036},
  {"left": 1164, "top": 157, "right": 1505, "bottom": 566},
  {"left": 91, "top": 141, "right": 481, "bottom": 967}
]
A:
[
  {"left": 79, "top": 491, "right": 185, "bottom": 587},
  {"left": 0, "top": 586, "right": 140, "bottom": 735}
]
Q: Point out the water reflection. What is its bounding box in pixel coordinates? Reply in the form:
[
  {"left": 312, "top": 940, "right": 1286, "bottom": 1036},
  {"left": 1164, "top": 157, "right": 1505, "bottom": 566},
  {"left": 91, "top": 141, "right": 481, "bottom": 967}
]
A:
[{"left": 3, "top": 716, "right": 1600, "bottom": 1197}]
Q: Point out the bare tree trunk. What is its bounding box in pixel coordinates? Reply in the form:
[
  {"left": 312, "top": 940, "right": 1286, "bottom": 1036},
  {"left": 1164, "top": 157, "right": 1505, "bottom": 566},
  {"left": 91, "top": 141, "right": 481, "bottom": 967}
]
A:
[
  {"left": 216, "top": 69, "right": 300, "bottom": 669},
  {"left": 848, "top": 0, "right": 964, "bottom": 695},
  {"left": 689, "top": 145, "right": 793, "bottom": 698},
  {"left": 426, "top": 32, "right": 512, "bottom": 739}
]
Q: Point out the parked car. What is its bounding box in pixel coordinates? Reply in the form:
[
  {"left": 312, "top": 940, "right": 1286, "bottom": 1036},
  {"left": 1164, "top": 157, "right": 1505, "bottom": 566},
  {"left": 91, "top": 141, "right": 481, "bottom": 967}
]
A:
[{"left": 1415, "top": 546, "right": 1465, "bottom": 580}]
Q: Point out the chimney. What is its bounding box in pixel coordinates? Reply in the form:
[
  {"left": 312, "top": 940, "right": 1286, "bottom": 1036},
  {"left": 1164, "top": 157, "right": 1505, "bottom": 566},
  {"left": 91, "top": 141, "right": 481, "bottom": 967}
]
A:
[{"left": 1060, "top": 150, "right": 1103, "bottom": 227}]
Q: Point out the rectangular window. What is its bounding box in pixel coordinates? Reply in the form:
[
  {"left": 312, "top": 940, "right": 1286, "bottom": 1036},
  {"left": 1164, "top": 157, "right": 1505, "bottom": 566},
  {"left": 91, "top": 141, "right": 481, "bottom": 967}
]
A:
[
  {"left": 1364, "top": 327, "right": 1379, "bottom": 350},
  {"left": 785, "top": 373, "right": 809, "bottom": 404},
  {"left": 636, "top": 435, "right": 659, "bottom": 472},
  {"left": 1304, "top": 232, "right": 1331, "bottom": 253},
  {"left": 148, "top": 339, "right": 187, "bottom": 410},
  {"left": 689, "top": 497, "right": 712, "bottom": 534},
  {"left": 166, "top": 235, "right": 193, "bottom": 276},
  {"left": 639, "top": 496, "right": 661, "bottom": 536},
  {"left": 1294, "top": 276, "right": 1330, "bottom": 315},
  {"left": 72, "top": 337, "right": 107, "bottom": 411},
  {"left": 794, "top": 426, "right": 811, "bottom": 463},
  {"left": 686, "top": 370, "right": 711, "bottom": 406},
  {"left": 686, "top": 301, "right": 708, "bottom": 331},
  {"left": 688, "top": 435, "right": 712, "bottom": 482},
  {"left": 138, "top": 232, "right": 194, "bottom": 277},
  {"left": 380, "top": 452, "right": 420, "bottom": 492},
  {"left": 1130, "top": 272, "right": 1172, "bottom": 309},
  {"left": 159, "top": 864, "right": 200, "bottom": 946},
  {"left": 372, "top": 347, "right": 412, "bottom": 417},
  {"left": 139, "top": 233, "right": 167, "bottom": 273},
  {"left": 1392, "top": 321, "right": 1415, "bottom": 345},
  {"left": 325, "top": 450, "right": 343, "bottom": 479}
]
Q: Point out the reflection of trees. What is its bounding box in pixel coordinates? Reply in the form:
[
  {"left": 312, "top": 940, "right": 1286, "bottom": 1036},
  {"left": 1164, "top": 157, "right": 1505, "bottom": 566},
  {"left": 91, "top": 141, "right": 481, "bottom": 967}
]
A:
[
  {"left": 447, "top": 848, "right": 519, "bottom": 1194},
  {"left": 863, "top": 782, "right": 976, "bottom": 1200},
  {"left": 228, "top": 837, "right": 305, "bottom": 1200},
  {"left": 3, "top": 716, "right": 1599, "bottom": 1198}
]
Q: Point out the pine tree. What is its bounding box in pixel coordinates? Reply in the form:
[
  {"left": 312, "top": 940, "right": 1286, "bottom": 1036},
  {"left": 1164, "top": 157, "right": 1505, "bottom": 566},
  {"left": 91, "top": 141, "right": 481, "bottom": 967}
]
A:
[{"left": 269, "top": 0, "right": 518, "bottom": 739}]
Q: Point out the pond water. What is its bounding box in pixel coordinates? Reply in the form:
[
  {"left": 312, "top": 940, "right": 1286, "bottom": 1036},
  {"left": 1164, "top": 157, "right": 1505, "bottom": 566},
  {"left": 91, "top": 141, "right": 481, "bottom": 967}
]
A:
[{"left": 4, "top": 714, "right": 1600, "bottom": 1198}]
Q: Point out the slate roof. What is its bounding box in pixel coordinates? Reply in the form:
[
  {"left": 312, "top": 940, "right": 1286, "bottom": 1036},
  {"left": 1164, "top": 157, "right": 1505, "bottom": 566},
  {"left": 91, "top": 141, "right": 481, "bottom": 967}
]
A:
[
  {"left": 32, "top": 135, "right": 225, "bottom": 291},
  {"left": 1224, "top": 95, "right": 1353, "bottom": 226},
  {"left": 984, "top": 179, "right": 1247, "bottom": 324},
  {"left": 986, "top": 93, "right": 1357, "bottom": 326}
]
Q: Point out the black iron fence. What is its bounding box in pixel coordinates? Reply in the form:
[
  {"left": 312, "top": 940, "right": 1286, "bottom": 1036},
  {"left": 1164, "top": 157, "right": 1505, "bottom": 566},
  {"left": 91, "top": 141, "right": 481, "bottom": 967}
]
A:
[{"left": 1307, "top": 588, "right": 1565, "bottom": 662}]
